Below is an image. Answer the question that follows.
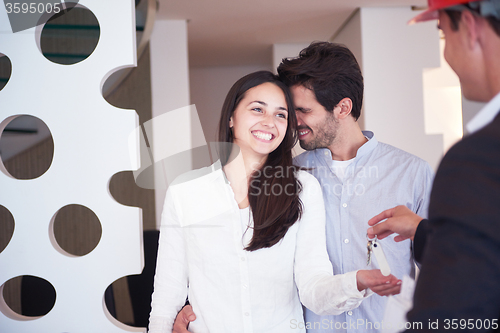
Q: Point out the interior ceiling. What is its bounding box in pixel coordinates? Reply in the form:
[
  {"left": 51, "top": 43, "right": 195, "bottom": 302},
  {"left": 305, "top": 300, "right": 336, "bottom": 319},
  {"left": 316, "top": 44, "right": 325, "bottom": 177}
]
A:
[{"left": 157, "top": 0, "right": 427, "bottom": 68}]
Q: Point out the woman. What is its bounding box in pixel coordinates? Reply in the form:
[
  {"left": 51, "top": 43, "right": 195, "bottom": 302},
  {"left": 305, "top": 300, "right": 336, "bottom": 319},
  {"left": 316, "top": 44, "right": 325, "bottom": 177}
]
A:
[{"left": 148, "top": 71, "right": 392, "bottom": 333}]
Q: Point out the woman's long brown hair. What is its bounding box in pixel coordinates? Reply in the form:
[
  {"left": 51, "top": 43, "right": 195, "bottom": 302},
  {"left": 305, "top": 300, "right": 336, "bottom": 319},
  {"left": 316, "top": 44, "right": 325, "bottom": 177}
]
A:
[{"left": 217, "top": 71, "right": 303, "bottom": 251}]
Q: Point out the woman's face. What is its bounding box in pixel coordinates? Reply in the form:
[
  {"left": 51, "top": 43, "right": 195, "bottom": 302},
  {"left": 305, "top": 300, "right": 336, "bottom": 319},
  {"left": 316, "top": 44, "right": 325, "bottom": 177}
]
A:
[{"left": 229, "top": 82, "right": 289, "bottom": 161}]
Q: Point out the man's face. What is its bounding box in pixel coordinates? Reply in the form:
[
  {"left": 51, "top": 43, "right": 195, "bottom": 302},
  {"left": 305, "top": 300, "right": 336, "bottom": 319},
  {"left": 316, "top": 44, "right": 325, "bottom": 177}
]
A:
[
  {"left": 290, "top": 85, "right": 339, "bottom": 150},
  {"left": 439, "top": 10, "right": 488, "bottom": 101}
]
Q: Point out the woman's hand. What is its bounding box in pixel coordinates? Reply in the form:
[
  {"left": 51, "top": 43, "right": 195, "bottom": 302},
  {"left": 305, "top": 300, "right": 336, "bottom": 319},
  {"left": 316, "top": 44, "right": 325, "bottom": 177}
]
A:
[{"left": 356, "top": 269, "right": 401, "bottom": 296}]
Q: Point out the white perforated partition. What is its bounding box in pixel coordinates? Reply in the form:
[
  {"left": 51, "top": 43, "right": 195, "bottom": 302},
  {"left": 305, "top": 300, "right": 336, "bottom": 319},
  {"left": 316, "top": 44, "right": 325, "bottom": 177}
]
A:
[{"left": 0, "top": 1, "right": 145, "bottom": 332}]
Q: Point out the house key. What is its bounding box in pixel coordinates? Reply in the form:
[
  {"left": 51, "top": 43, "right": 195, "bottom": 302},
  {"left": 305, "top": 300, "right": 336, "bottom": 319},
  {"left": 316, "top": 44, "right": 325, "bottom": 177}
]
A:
[
  {"left": 366, "top": 234, "right": 391, "bottom": 276},
  {"left": 366, "top": 235, "right": 375, "bottom": 266}
]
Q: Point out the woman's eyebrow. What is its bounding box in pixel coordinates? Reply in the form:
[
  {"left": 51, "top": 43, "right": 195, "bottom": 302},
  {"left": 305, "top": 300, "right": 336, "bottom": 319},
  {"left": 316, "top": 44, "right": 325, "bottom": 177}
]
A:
[
  {"left": 248, "top": 100, "right": 267, "bottom": 106},
  {"left": 248, "top": 100, "right": 287, "bottom": 111}
]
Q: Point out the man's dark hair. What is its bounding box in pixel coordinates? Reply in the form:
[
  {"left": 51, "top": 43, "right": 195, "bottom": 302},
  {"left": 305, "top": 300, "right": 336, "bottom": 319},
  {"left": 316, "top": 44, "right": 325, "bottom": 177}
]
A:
[
  {"left": 445, "top": 1, "right": 500, "bottom": 36},
  {"left": 277, "top": 42, "right": 364, "bottom": 121}
]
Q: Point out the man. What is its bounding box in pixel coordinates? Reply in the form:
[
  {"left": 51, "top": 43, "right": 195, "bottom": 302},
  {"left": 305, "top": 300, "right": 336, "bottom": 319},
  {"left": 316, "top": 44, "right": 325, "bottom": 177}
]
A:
[
  {"left": 276, "top": 42, "right": 433, "bottom": 333},
  {"left": 368, "top": 0, "right": 500, "bottom": 330}
]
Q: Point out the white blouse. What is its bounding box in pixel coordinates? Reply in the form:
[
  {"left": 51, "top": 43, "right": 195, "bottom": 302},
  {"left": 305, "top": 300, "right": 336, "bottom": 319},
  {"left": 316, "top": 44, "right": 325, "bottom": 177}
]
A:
[{"left": 148, "top": 164, "right": 368, "bottom": 333}]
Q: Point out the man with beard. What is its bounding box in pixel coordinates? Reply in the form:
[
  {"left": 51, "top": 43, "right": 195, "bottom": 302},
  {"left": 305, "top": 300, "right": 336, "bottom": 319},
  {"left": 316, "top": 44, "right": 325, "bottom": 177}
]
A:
[{"left": 276, "top": 42, "right": 433, "bottom": 332}]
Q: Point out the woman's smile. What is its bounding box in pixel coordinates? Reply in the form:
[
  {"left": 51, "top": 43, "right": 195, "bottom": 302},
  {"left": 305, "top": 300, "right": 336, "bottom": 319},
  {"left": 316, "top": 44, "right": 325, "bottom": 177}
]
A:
[{"left": 251, "top": 130, "right": 275, "bottom": 142}]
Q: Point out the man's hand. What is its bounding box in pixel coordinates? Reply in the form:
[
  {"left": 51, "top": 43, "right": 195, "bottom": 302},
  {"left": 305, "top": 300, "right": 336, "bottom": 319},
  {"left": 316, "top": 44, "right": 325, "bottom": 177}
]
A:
[
  {"left": 173, "top": 305, "right": 196, "bottom": 333},
  {"left": 367, "top": 205, "right": 422, "bottom": 242},
  {"left": 356, "top": 269, "right": 401, "bottom": 296}
]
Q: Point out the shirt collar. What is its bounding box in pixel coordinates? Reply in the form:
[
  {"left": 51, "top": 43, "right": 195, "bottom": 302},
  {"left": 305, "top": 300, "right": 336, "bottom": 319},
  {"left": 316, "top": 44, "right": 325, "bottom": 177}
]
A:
[
  {"left": 315, "top": 130, "right": 378, "bottom": 161},
  {"left": 358, "top": 131, "right": 378, "bottom": 158},
  {"left": 466, "top": 91, "right": 500, "bottom": 134}
]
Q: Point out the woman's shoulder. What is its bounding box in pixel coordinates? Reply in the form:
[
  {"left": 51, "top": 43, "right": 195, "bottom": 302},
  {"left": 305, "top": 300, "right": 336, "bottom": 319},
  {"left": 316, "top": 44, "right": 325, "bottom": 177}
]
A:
[
  {"left": 167, "top": 161, "right": 230, "bottom": 206},
  {"left": 296, "top": 169, "right": 319, "bottom": 186},
  {"left": 296, "top": 169, "right": 322, "bottom": 198},
  {"left": 166, "top": 162, "right": 234, "bottom": 225},
  {"left": 170, "top": 161, "right": 224, "bottom": 187}
]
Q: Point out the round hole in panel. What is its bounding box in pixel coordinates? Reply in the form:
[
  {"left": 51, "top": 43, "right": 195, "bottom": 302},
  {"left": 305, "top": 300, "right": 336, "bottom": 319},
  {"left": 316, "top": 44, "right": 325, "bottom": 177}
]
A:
[
  {"left": 50, "top": 204, "right": 102, "bottom": 257},
  {"left": 103, "top": 277, "right": 123, "bottom": 325},
  {"left": 0, "top": 54, "right": 12, "bottom": 92},
  {"left": 0, "top": 205, "right": 15, "bottom": 254},
  {"left": 0, "top": 115, "right": 54, "bottom": 180},
  {"left": 39, "top": 4, "right": 100, "bottom": 65},
  {"left": 1, "top": 275, "right": 56, "bottom": 318},
  {"left": 103, "top": 229, "right": 159, "bottom": 327}
]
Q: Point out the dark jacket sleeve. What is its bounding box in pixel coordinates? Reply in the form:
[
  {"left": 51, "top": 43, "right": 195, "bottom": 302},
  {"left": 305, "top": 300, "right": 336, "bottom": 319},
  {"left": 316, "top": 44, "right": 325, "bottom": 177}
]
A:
[
  {"left": 405, "top": 114, "right": 500, "bottom": 332},
  {"left": 412, "top": 219, "right": 429, "bottom": 265}
]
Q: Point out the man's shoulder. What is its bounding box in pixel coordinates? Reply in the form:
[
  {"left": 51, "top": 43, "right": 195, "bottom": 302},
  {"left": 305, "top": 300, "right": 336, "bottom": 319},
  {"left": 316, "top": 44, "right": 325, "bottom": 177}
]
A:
[
  {"left": 293, "top": 150, "right": 316, "bottom": 167},
  {"left": 429, "top": 117, "right": 500, "bottom": 233},
  {"left": 374, "top": 141, "right": 431, "bottom": 169},
  {"left": 456, "top": 114, "right": 500, "bottom": 153}
]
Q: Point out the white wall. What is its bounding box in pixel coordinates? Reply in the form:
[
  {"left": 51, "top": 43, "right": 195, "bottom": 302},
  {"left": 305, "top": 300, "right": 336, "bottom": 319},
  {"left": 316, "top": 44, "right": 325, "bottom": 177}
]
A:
[
  {"left": 330, "top": 10, "right": 365, "bottom": 130},
  {"left": 149, "top": 20, "right": 191, "bottom": 227},
  {"left": 150, "top": 20, "right": 190, "bottom": 114},
  {"left": 423, "top": 39, "right": 463, "bottom": 152},
  {"left": 272, "top": 44, "right": 309, "bottom": 74},
  {"left": 334, "top": 7, "right": 444, "bottom": 170},
  {"left": 361, "top": 7, "right": 445, "bottom": 170}
]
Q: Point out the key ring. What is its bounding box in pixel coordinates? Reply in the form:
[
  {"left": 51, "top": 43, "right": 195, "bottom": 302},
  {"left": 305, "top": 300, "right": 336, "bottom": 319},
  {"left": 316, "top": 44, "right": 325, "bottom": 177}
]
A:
[{"left": 366, "top": 233, "right": 377, "bottom": 242}]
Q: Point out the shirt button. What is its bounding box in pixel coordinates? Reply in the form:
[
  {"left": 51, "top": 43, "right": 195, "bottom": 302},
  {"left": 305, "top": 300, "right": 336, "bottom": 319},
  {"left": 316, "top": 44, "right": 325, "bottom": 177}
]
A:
[
  {"left": 243, "top": 284, "right": 248, "bottom": 289},
  {"left": 348, "top": 311, "right": 353, "bottom": 316},
  {"left": 344, "top": 239, "right": 349, "bottom": 244},
  {"left": 245, "top": 312, "right": 250, "bottom": 316},
  {"left": 348, "top": 284, "right": 353, "bottom": 289},
  {"left": 342, "top": 203, "right": 347, "bottom": 208},
  {"left": 241, "top": 257, "right": 245, "bottom": 261},
  {"left": 324, "top": 151, "right": 329, "bottom": 156}
]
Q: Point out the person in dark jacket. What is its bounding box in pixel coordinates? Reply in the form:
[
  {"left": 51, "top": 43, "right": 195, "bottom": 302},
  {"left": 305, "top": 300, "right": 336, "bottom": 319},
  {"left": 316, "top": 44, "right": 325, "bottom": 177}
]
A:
[{"left": 368, "top": 0, "right": 500, "bottom": 330}]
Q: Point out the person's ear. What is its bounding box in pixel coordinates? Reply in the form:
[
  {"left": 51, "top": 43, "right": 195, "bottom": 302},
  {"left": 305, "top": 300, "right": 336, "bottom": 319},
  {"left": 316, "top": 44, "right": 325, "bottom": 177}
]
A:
[
  {"left": 336, "top": 98, "right": 353, "bottom": 120},
  {"left": 229, "top": 117, "right": 233, "bottom": 128},
  {"left": 461, "top": 10, "right": 480, "bottom": 50}
]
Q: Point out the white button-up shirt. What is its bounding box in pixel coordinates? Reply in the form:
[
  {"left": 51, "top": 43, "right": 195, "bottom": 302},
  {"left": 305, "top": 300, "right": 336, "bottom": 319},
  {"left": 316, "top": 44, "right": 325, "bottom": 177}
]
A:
[{"left": 149, "top": 165, "right": 370, "bottom": 333}]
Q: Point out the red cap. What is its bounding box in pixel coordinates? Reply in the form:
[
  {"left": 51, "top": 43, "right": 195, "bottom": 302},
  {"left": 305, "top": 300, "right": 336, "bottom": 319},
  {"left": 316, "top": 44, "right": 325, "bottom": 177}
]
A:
[{"left": 409, "top": 0, "right": 482, "bottom": 24}]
